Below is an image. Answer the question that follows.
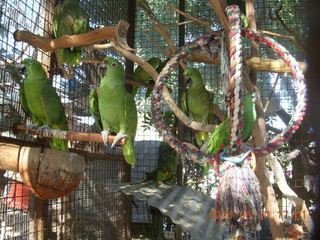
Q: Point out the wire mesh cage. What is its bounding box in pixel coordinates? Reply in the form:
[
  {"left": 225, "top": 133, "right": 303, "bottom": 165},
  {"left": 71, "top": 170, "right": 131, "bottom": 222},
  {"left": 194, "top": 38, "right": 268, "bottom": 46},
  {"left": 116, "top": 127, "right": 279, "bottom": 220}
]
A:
[
  {"left": 0, "top": 0, "right": 131, "bottom": 239},
  {"left": 0, "top": 0, "right": 311, "bottom": 239}
]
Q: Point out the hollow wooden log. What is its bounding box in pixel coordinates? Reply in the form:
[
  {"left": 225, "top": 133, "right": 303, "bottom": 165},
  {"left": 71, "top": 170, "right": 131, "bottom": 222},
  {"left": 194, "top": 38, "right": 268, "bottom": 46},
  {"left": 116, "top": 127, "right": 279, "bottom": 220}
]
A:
[
  {"left": 13, "top": 20, "right": 133, "bottom": 52},
  {"left": 0, "top": 143, "right": 24, "bottom": 171},
  {"left": 12, "top": 125, "right": 126, "bottom": 145},
  {"left": 0, "top": 142, "right": 86, "bottom": 200}
]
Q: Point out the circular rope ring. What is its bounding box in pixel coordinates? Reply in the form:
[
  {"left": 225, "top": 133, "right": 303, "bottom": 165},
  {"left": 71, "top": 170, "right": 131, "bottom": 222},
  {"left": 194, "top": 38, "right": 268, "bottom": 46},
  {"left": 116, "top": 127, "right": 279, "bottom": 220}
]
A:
[{"left": 151, "top": 29, "right": 307, "bottom": 166}]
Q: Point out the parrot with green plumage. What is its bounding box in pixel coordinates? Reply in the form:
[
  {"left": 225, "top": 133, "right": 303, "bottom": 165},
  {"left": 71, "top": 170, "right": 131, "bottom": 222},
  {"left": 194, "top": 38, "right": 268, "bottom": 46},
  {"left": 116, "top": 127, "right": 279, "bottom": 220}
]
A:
[
  {"left": 53, "top": 0, "right": 89, "bottom": 65},
  {"left": 182, "top": 68, "right": 214, "bottom": 147},
  {"left": 18, "top": 58, "right": 68, "bottom": 151},
  {"left": 131, "top": 57, "right": 161, "bottom": 97},
  {"left": 206, "top": 93, "right": 256, "bottom": 154},
  {"left": 145, "top": 142, "right": 177, "bottom": 184},
  {"left": 89, "top": 57, "right": 137, "bottom": 166}
]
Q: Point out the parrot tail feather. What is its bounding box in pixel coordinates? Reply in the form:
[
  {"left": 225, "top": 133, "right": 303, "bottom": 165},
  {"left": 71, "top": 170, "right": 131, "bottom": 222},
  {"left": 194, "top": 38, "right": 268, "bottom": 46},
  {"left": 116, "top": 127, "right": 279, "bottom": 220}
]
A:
[
  {"left": 123, "top": 139, "right": 136, "bottom": 165},
  {"left": 57, "top": 48, "right": 82, "bottom": 65},
  {"left": 51, "top": 138, "right": 68, "bottom": 152}
]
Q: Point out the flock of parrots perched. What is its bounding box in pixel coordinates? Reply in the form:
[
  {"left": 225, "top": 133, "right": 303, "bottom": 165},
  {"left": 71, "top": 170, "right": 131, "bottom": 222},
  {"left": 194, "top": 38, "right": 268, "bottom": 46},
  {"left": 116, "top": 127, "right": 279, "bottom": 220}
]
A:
[{"left": 17, "top": 0, "right": 255, "bottom": 184}]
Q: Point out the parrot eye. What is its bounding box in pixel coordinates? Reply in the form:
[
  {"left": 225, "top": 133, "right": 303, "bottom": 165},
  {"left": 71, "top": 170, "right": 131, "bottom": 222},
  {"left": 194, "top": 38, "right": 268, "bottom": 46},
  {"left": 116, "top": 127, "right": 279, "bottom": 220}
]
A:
[{"left": 111, "top": 62, "right": 117, "bottom": 68}]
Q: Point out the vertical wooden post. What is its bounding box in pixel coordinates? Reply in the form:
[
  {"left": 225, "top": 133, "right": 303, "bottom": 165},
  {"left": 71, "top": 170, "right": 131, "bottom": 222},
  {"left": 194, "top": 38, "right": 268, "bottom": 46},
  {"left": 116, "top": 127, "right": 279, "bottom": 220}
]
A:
[
  {"left": 30, "top": 195, "right": 49, "bottom": 240},
  {"left": 121, "top": 1, "right": 136, "bottom": 239},
  {"left": 246, "top": 0, "right": 285, "bottom": 239},
  {"left": 124, "top": 0, "right": 136, "bottom": 94}
]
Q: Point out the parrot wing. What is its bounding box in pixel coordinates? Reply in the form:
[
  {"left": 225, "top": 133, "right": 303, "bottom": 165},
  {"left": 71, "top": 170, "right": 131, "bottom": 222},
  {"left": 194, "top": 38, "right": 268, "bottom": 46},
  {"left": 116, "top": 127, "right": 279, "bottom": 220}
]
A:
[
  {"left": 121, "top": 92, "right": 137, "bottom": 165},
  {"left": 40, "top": 84, "right": 68, "bottom": 130},
  {"left": 89, "top": 88, "right": 102, "bottom": 131},
  {"left": 132, "top": 57, "right": 161, "bottom": 97},
  {"left": 242, "top": 93, "right": 256, "bottom": 141},
  {"left": 40, "top": 84, "right": 68, "bottom": 151},
  {"left": 145, "top": 58, "right": 168, "bottom": 98},
  {"left": 124, "top": 92, "right": 138, "bottom": 137},
  {"left": 181, "top": 91, "right": 188, "bottom": 114},
  {"left": 19, "top": 82, "right": 32, "bottom": 118},
  {"left": 207, "top": 118, "right": 231, "bottom": 154}
]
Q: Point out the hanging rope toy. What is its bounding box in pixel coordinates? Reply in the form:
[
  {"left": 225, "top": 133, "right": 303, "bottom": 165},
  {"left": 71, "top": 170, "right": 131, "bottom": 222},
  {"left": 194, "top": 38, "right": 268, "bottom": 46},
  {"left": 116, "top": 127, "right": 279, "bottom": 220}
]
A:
[{"left": 150, "top": 4, "right": 307, "bottom": 231}]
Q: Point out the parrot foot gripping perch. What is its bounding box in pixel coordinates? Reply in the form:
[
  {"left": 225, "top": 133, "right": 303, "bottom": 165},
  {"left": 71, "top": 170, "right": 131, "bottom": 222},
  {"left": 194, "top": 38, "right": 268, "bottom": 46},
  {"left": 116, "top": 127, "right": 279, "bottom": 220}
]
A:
[
  {"left": 111, "top": 132, "right": 129, "bottom": 148},
  {"left": 36, "top": 125, "right": 50, "bottom": 138}
]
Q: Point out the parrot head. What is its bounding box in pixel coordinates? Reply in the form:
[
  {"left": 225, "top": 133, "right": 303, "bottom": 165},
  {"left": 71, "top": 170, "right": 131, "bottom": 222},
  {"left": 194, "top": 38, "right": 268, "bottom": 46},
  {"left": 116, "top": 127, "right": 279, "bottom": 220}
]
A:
[
  {"left": 18, "top": 58, "right": 46, "bottom": 78},
  {"left": 99, "top": 57, "right": 124, "bottom": 80},
  {"left": 183, "top": 68, "right": 203, "bottom": 85}
]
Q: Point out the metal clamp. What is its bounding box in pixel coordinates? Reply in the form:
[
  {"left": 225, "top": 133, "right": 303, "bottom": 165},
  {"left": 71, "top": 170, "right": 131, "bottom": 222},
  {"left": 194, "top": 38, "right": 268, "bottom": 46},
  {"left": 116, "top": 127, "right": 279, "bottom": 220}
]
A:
[{"left": 220, "top": 145, "right": 253, "bottom": 164}]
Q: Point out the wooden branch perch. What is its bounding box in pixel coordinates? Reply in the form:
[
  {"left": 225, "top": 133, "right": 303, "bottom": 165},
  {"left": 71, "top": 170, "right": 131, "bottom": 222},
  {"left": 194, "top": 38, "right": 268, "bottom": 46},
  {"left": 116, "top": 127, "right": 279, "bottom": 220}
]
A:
[
  {"left": 268, "top": 154, "right": 313, "bottom": 232},
  {"left": 188, "top": 51, "right": 306, "bottom": 74},
  {"left": 12, "top": 125, "right": 126, "bottom": 145},
  {"left": 108, "top": 41, "right": 216, "bottom": 132},
  {"left": 208, "top": 0, "right": 229, "bottom": 30},
  {"left": 13, "top": 20, "right": 133, "bottom": 52},
  {"left": 125, "top": 78, "right": 154, "bottom": 89},
  {"left": 165, "top": 6, "right": 212, "bottom": 32}
]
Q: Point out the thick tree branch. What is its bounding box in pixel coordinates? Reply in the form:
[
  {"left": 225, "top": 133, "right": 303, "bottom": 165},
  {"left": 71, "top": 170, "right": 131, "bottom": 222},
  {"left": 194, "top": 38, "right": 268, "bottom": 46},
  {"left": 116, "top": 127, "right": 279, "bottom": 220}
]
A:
[
  {"left": 165, "top": 6, "right": 212, "bottom": 32},
  {"left": 188, "top": 53, "right": 307, "bottom": 74},
  {"left": 12, "top": 124, "right": 126, "bottom": 145},
  {"left": 208, "top": 0, "right": 229, "bottom": 30},
  {"left": 267, "top": 154, "right": 313, "bottom": 232},
  {"left": 246, "top": 0, "right": 286, "bottom": 238},
  {"left": 13, "top": 20, "right": 133, "bottom": 52}
]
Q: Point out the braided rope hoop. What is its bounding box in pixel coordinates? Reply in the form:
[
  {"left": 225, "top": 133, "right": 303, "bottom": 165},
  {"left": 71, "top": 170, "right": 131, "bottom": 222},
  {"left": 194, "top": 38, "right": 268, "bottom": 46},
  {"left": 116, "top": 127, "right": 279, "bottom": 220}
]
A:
[{"left": 151, "top": 29, "right": 307, "bottom": 166}]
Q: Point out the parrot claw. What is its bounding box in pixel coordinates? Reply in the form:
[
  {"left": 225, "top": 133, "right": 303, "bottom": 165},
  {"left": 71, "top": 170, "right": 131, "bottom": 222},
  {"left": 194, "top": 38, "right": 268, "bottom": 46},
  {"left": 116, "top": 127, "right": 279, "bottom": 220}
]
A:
[
  {"left": 101, "top": 130, "right": 110, "bottom": 145},
  {"left": 26, "top": 124, "right": 37, "bottom": 135},
  {"left": 37, "top": 125, "right": 50, "bottom": 138},
  {"left": 200, "top": 138, "right": 210, "bottom": 152},
  {"left": 111, "top": 132, "right": 128, "bottom": 148}
]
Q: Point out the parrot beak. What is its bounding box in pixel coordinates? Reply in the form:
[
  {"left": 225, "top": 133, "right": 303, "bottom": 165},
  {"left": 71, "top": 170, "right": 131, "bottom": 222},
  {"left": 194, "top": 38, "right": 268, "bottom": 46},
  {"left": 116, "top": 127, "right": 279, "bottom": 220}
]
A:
[
  {"left": 98, "top": 61, "right": 107, "bottom": 73},
  {"left": 18, "top": 63, "right": 27, "bottom": 75},
  {"left": 183, "top": 71, "right": 191, "bottom": 84}
]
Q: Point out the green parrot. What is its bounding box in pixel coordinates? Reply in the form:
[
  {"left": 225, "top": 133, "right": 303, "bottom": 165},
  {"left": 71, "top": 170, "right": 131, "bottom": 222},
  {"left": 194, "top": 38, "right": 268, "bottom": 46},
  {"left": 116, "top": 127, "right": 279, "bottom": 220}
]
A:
[
  {"left": 89, "top": 57, "right": 137, "bottom": 165},
  {"left": 182, "top": 68, "right": 214, "bottom": 147},
  {"left": 207, "top": 93, "right": 256, "bottom": 154},
  {"left": 131, "top": 57, "right": 161, "bottom": 97},
  {"left": 19, "top": 58, "right": 68, "bottom": 151},
  {"left": 227, "top": 0, "right": 248, "bottom": 28},
  {"left": 145, "top": 142, "right": 177, "bottom": 184},
  {"left": 53, "top": 0, "right": 89, "bottom": 65}
]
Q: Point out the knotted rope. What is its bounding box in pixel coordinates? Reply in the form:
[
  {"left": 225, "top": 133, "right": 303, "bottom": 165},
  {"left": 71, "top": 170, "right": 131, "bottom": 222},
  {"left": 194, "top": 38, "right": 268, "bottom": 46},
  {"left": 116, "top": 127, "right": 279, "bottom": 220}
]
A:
[
  {"left": 226, "top": 5, "right": 244, "bottom": 152},
  {"left": 150, "top": 9, "right": 307, "bottom": 165}
]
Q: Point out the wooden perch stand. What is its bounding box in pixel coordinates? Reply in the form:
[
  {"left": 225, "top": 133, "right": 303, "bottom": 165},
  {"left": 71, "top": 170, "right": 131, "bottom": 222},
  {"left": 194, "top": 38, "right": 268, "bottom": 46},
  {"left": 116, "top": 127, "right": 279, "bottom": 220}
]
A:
[
  {"left": 0, "top": 143, "right": 86, "bottom": 200},
  {"left": 12, "top": 125, "right": 126, "bottom": 145},
  {"left": 14, "top": 20, "right": 133, "bottom": 52}
]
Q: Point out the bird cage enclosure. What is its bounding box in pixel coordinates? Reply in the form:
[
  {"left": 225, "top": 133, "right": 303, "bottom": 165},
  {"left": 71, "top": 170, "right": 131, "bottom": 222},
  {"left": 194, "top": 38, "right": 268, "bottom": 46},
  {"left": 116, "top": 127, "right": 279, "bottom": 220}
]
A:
[{"left": 0, "top": 0, "right": 314, "bottom": 239}]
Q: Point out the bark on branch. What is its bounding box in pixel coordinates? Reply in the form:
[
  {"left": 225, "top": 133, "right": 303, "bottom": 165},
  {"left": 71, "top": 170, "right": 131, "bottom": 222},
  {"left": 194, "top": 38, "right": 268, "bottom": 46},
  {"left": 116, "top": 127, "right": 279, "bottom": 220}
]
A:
[
  {"left": 267, "top": 154, "right": 313, "bottom": 232},
  {"left": 12, "top": 124, "right": 126, "bottom": 145},
  {"left": 13, "top": 20, "right": 133, "bottom": 52}
]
